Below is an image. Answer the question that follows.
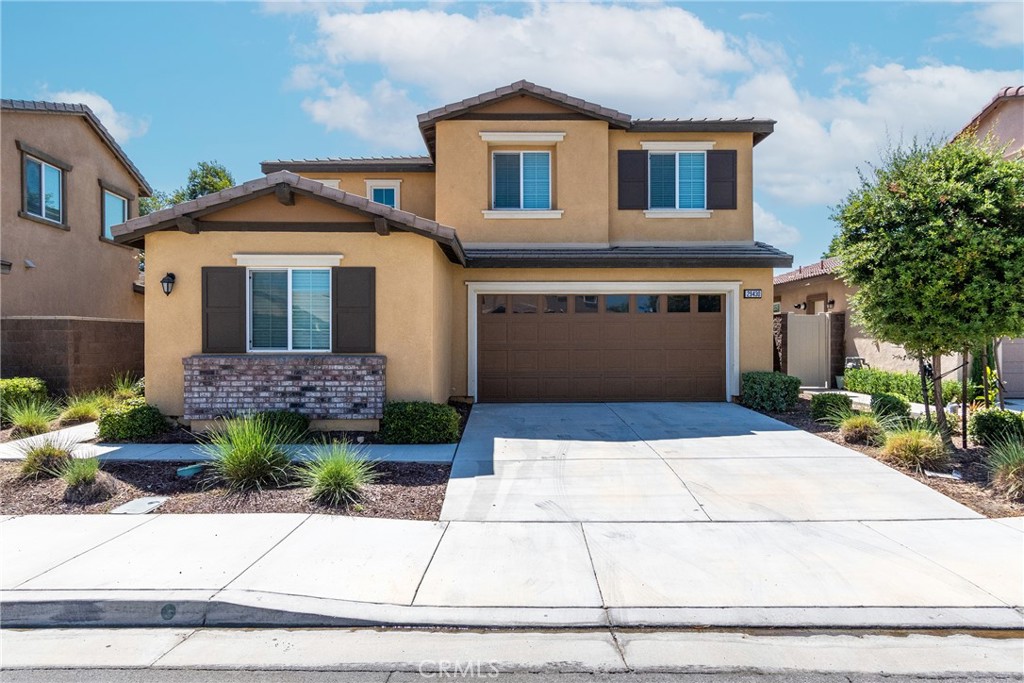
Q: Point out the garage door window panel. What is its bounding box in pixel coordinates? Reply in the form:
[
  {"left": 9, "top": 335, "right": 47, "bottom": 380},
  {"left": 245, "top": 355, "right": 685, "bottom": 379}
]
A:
[{"left": 605, "top": 295, "right": 630, "bottom": 313}]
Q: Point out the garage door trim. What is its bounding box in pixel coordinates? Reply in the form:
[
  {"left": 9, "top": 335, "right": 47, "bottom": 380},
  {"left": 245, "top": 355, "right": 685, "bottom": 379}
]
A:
[{"left": 466, "top": 280, "right": 741, "bottom": 401}]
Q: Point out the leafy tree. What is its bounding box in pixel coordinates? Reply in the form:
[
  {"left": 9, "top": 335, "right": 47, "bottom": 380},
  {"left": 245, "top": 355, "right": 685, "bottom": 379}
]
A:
[
  {"left": 830, "top": 135, "right": 1024, "bottom": 446},
  {"left": 138, "top": 189, "right": 172, "bottom": 217},
  {"left": 172, "top": 160, "right": 234, "bottom": 203}
]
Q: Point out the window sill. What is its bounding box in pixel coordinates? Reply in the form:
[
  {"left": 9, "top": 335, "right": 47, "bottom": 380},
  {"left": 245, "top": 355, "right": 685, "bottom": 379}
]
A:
[
  {"left": 643, "top": 210, "right": 712, "bottom": 219},
  {"left": 482, "top": 210, "right": 564, "bottom": 220},
  {"left": 18, "top": 211, "right": 69, "bottom": 231}
]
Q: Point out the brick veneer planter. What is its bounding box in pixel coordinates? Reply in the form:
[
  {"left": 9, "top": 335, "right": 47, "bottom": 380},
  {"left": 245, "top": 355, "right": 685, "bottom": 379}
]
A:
[{"left": 183, "top": 354, "right": 385, "bottom": 421}]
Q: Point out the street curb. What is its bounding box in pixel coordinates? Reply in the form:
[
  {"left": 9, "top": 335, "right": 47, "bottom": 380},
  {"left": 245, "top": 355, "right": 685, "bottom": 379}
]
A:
[{"left": 3, "top": 590, "right": 1023, "bottom": 630}]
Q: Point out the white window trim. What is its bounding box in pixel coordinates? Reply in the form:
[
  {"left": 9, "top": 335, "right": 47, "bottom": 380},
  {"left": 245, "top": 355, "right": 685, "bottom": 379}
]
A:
[
  {"left": 648, "top": 151, "right": 708, "bottom": 213},
  {"left": 641, "top": 141, "right": 716, "bottom": 151},
  {"left": 491, "top": 150, "right": 552, "bottom": 211},
  {"left": 465, "top": 280, "right": 741, "bottom": 401},
  {"left": 480, "top": 131, "right": 565, "bottom": 143},
  {"left": 482, "top": 210, "right": 563, "bottom": 219},
  {"left": 365, "top": 179, "right": 402, "bottom": 209},
  {"left": 246, "top": 267, "right": 332, "bottom": 353},
  {"left": 233, "top": 254, "right": 343, "bottom": 267},
  {"left": 102, "top": 190, "right": 128, "bottom": 239},
  {"left": 25, "top": 155, "right": 63, "bottom": 224}
]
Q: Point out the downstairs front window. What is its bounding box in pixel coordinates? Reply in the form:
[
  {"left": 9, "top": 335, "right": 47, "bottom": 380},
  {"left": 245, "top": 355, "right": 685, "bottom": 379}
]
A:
[{"left": 248, "top": 268, "right": 331, "bottom": 351}]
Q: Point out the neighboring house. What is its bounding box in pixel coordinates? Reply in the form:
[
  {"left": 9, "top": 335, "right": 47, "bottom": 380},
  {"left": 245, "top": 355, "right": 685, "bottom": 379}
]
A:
[
  {"left": 111, "top": 81, "right": 792, "bottom": 429},
  {"left": 773, "top": 258, "right": 943, "bottom": 378},
  {"left": 956, "top": 86, "right": 1024, "bottom": 398},
  {"left": 1, "top": 100, "right": 151, "bottom": 393}
]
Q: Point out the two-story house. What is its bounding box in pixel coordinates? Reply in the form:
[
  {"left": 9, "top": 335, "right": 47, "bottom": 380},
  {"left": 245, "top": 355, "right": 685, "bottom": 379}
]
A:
[
  {"left": 1, "top": 100, "right": 151, "bottom": 393},
  {"left": 111, "top": 82, "right": 792, "bottom": 430}
]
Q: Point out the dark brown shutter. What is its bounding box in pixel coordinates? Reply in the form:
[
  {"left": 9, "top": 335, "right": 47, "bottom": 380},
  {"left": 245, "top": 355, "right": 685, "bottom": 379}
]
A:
[
  {"left": 332, "top": 267, "right": 376, "bottom": 353},
  {"left": 706, "top": 150, "right": 737, "bottom": 210},
  {"left": 618, "top": 150, "right": 648, "bottom": 210},
  {"left": 202, "top": 267, "right": 246, "bottom": 353}
]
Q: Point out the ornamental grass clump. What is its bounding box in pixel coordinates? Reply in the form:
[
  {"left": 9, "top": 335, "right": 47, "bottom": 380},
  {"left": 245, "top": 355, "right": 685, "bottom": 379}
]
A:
[
  {"left": 59, "top": 457, "right": 117, "bottom": 504},
  {"left": 986, "top": 436, "right": 1024, "bottom": 502},
  {"left": 59, "top": 392, "right": 113, "bottom": 425},
  {"left": 838, "top": 413, "right": 885, "bottom": 445},
  {"left": 18, "top": 436, "right": 76, "bottom": 479},
  {"left": 201, "top": 414, "right": 293, "bottom": 493},
  {"left": 880, "top": 427, "right": 948, "bottom": 471},
  {"left": 298, "top": 441, "right": 378, "bottom": 507},
  {"left": 110, "top": 372, "right": 144, "bottom": 401},
  {"left": 5, "top": 398, "right": 59, "bottom": 437}
]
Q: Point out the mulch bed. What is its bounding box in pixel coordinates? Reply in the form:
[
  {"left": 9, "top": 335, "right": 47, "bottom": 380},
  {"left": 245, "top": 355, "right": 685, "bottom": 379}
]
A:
[
  {"left": 764, "top": 398, "right": 1024, "bottom": 519},
  {"left": 0, "top": 461, "right": 450, "bottom": 520}
]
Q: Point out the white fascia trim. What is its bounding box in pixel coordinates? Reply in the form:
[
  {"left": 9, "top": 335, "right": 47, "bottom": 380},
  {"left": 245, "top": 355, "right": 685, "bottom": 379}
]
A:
[
  {"left": 465, "top": 280, "right": 742, "bottom": 401},
  {"left": 233, "top": 254, "right": 344, "bottom": 267},
  {"left": 641, "top": 141, "right": 716, "bottom": 151},
  {"left": 482, "top": 210, "right": 564, "bottom": 219},
  {"left": 643, "top": 210, "right": 713, "bottom": 219},
  {"left": 480, "top": 131, "right": 566, "bottom": 143}
]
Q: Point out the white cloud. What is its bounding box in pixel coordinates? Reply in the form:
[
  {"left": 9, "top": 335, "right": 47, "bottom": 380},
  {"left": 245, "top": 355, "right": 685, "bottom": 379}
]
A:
[
  {"left": 286, "top": 3, "right": 1021, "bottom": 204},
  {"left": 971, "top": 3, "right": 1024, "bottom": 47},
  {"left": 41, "top": 90, "right": 149, "bottom": 143},
  {"left": 753, "top": 202, "right": 801, "bottom": 247}
]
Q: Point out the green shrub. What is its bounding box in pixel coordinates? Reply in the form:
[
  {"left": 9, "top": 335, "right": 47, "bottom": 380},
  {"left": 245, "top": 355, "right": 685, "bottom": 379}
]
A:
[
  {"left": 810, "top": 392, "right": 853, "bottom": 421},
  {"left": 18, "top": 436, "right": 75, "bottom": 479},
  {"left": 380, "top": 402, "right": 461, "bottom": 444},
  {"left": 870, "top": 392, "right": 911, "bottom": 419},
  {"left": 5, "top": 398, "right": 59, "bottom": 437},
  {"left": 59, "top": 392, "right": 113, "bottom": 425},
  {"left": 844, "top": 367, "right": 973, "bottom": 405},
  {"left": 97, "top": 398, "right": 167, "bottom": 441},
  {"left": 1, "top": 378, "right": 47, "bottom": 421},
  {"left": 256, "top": 410, "right": 309, "bottom": 442},
  {"left": 880, "top": 427, "right": 948, "bottom": 471},
  {"left": 201, "top": 415, "right": 293, "bottom": 492},
  {"left": 839, "top": 413, "right": 884, "bottom": 445},
  {"left": 739, "top": 372, "right": 802, "bottom": 412},
  {"left": 110, "top": 372, "right": 144, "bottom": 401},
  {"left": 968, "top": 409, "right": 1024, "bottom": 447},
  {"left": 60, "top": 456, "right": 100, "bottom": 487},
  {"left": 298, "top": 441, "right": 377, "bottom": 506},
  {"left": 60, "top": 457, "right": 117, "bottom": 504},
  {"left": 987, "top": 436, "right": 1024, "bottom": 502}
]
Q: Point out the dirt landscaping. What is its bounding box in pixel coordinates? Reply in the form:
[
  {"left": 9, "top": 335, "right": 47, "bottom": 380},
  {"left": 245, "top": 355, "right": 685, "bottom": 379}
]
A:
[
  {"left": 0, "top": 461, "right": 450, "bottom": 520},
  {"left": 765, "top": 398, "right": 1024, "bottom": 519}
]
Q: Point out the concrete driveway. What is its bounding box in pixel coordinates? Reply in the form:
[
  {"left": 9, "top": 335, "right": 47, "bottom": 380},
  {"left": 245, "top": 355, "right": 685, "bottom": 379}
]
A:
[{"left": 441, "top": 402, "right": 980, "bottom": 522}]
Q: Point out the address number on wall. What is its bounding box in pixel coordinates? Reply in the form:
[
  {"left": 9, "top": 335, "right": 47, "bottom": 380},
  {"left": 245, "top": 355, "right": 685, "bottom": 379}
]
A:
[{"left": 743, "top": 289, "right": 763, "bottom": 299}]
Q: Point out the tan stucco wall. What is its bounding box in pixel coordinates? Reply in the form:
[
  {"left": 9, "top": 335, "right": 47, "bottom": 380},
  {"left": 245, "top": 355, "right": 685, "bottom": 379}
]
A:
[
  {"left": 1, "top": 112, "right": 145, "bottom": 319},
  {"left": 300, "top": 171, "right": 436, "bottom": 220},
  {"left": 972, "top": 98, "right": 1024, "bottom": 159},
  {"left": 143, "top": 227, "right": 454, "bottom": 418},
  {"left": 448, "top": 267, "right": 775, "bottom": 396}
]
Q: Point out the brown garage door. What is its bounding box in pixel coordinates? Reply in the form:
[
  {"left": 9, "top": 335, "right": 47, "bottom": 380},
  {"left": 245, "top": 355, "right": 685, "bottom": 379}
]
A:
[{"left": 477, "top": 293, "right": 726, "bottom": 402}]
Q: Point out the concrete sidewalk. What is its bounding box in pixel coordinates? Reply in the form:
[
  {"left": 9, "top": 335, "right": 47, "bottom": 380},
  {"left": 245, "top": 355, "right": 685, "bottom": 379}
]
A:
[{"left": 2, "top": 513, "right": 1022, "bottom": 629}]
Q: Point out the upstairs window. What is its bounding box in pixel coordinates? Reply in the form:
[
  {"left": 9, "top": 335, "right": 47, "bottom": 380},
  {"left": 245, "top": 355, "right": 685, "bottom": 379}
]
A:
[
  {"left": 492, "top": 151, "right": 550, "bottom": 210},
  {"left": 366, "top": 179, "right": 401, "bottom": 209},
  {"left": 102, "top": 190, "right": 128, "bottom": 240},
  {"left": 24, "top": 156, "right": 64, "bottom": 223},
  {"left": 649, "top": 151, "right": 706, "bottom": 210}
]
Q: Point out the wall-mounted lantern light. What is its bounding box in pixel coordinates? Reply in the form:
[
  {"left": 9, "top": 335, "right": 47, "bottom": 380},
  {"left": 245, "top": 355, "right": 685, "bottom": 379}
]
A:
[
  {"left": 826, "top": 299, "right": 836, "bottom": 310},
  {"left": 794, "top": 302, "right": 807, "bottom": 310},
  {"left": 160, "top": 273, "right": 176, "bottom": 296}
]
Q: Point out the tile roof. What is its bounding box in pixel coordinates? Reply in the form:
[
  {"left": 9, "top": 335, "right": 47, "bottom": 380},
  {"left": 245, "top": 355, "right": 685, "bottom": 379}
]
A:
[
  {"left": 111, "top": 171, "right": 465, "bottom": 264},
  {"left": 773, "top": 257, "right": 841, "bottom": 285},
  {"left": 1, "top": 99, "right": 152, "bottom": 195},
  {"left": 467, "top": 242, "right": 793, "bottom": 269},
  {"left": 261, "top": 156, "right": 434, "bottom": 174}
]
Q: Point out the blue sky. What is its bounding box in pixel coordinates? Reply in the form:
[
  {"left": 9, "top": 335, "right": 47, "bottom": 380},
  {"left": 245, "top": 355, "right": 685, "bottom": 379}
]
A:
[{"left": 3, "top": 1, "right": 1021, "bottom": 266}]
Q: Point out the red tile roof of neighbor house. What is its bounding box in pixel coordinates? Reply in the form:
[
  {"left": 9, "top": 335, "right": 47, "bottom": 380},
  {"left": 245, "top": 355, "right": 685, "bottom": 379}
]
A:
[
  {"left": 1, "top": 99, "right": 152, "bottom": 195},
  {"left": 955, "top": 86, "right": 1024, "bottom": 140},
  {"left": 773, "top": 257, "right": 841, "bottom": 285}
]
